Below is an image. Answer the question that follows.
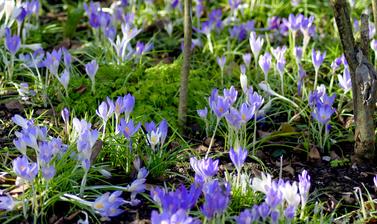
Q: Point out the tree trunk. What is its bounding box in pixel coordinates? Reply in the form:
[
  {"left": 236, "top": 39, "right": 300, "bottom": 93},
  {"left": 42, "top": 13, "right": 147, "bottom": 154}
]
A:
[
  {"left": 178, "top": 0, "right": 192, "bottom": 132},
  {"left": 331, "top": 0, "right": 376, "bottom": 161}
]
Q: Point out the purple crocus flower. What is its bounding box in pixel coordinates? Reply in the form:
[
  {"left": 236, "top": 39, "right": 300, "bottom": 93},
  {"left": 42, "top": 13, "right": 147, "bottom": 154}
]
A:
[
  {"left": 258, "top": 202, "right": 270, "bottom": 219},
  {"left": 158, "top": 119, "right": 168, "bottom": 146},
  {"left": 210, "top": 96, "right": 230, "bottom": 119},
  {"left": 41, "top": 165, "right": 56, "bottom": 180},
  {"left": 239, "top": 103, "right": 255, "bottom": 123},
  {"left": 151, "top": 209, "right": 197, "bottom": 224},
  {"left": 294, "top": 46, "right": 303, "bottom": 65},
  {"left": 118, "top": 118, "right": 141, "bottom": 139},
  {"left": 0, "top": 195, "right": 15, "bottom": 211},
  {"left": 249, "top": 32, "right": 264, "bottom": 64},
  {"left": 145, "top": 121, "right": 156, "bottom": 133},
  {"left": 311, "top": 104, "right": 335, "bottom": 125},
  {"left": 229, "top": 146, "right": 248, "bottom": 171},
  {"left": 243, "top": 53, "right": 251, "bottom": 68},
  {"left": 93, "top": 191, "right": 125, "bottom": 219},
  {"left": 311, "top": 48, "right": 326, "bottom": 71},
  {"left": 223, "top": 86, "right": 238, "bottom": 105},
  {"left": 284, "top": 14, "right": 303, "bottom": 32},
  {"left": 44, "top": 49, "right": 62, "bottom": 75},
  {"left": 338, "top": 66, "right": 352, "bottom": 93},
  {"left": 197, "top": 107, "right": 208, "bottom": 118},
  {"left": 247, "top": 88, "right": 264, "bottom": 111},
  {"left": 225, "top": 108, "right": 242, "bottom": 129},
  {"left": 201, "top": 180, "right": 231, "bottom": 219},
  {"left": 12, "top": 156, "right": 38, "bottom": 182},
  {"left": 61, "top": 108, "right": 69, "bottom": 123},
  {"left": 96, "top": 99, "right": 115, "bottom": 123},
  {"left": 265, "top": 183, "right": 283, "bottom": 208},
  {"left": 235, "top": 208, "right": 259, "bottom": 224},
  {"left": 298, "top": 170, "right": 311, "bottom": 207},
  {"left": 123, "top": 93, "right": 135, "bottom": 119},
  {"left": 135, "top": 41, "right": 153, "bottom": 55},
  {"left": 58, "top": 69, "right": 70, "bottom": 91},
  {"left": 259, "top": 52, "right": 272, "bottom": 80},
  {"left": 217, "top": 56, "right": 226, "bottom": 71},
  {"left": 190, "top": 157, "right": 219, "bottom": 182},
  {"left": 297, "top": 65, "right": 306, "bottom": 96},
  {"left": 284, "top": 205, "right": 296, "bottom": 220},
  {"left": 5, "top": 28, "right": 21, "bottom": 55},
  {"left": 370, "top": 23, "right": 376, "bottom": 39},
  {"left": 268, "top": 16, "right": 282, "bottom": 30},
  {"left": 151, "top": 184, "right": 202, "bottom": 215},
  {"left": 271, "top": 46, "right": 287, "bottom": 61},
  {"left": 85, "top": 59, "right": 98, "bottom": 82},
  {"left": 331, "top": 56, "right": 343, "bottom": 72},
  {"left": 13, "top": 138, "right": 27, "bottom": 155},
  {"left": 39, "top": 141, "right": 55, "bottom": 164}
]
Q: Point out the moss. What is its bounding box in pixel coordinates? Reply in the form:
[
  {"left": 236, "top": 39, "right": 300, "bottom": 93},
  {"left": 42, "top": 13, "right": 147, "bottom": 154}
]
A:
[{"left": 53, "top": 58, "right": 215, "bottom": 125}]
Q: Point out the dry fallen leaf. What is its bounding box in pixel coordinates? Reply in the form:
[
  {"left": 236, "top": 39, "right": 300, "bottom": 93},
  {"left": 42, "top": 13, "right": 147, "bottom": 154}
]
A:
[{"left": 309, "top": 146, "right": 321, "bottom": 161}]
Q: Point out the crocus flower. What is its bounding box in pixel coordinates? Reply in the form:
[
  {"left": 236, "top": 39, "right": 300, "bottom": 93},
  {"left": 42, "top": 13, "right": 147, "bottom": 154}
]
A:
[
  {"left": 5, "top": 28, "right": 20, "bottom": 55},
  {"left": 147, "top": 130, "right": 161, "bottom": 151},
  {"left": 151, "top": 209, "right": 197, "bottom": 224},
  {"left": 271, "top": 46, "right": 287, "bottom": 61},
  {"left": 331, "top": 56, "right": 343, "bottom": 72},
  {"left": 311, "top": 104, "right": 335, "bottom": 125},
  {"left": 190, "top": 157, "right": 219, "bottom": 182},
  {"left": 12, "top": 156, "right": 38, "bottom": 182},
  {"left": 13, "top": 138, "right": 27, "bottom": 155},
  {"left": 374, "top": 175, "right": 377, "bottom": 188},
  {"left": 259, "top": 52, "right": 272, "bottom": 81},
  {"left": 229, "top": 146, "right": 248, "bottom": 171},
  {"left": 41, "top": 165, "right": 56, "bottom": 180},
  {"left": 243, "top": 53, "right": 251, "bottom": 68},
  {"left": 123, "top": 93, "right": 135, "bottom": 119},
  {"left": 158, "top": 119, "right": 168, "bottom": 146},
  {"left": 61, "top": 108, "right": 69, "bottom": 123},
  {"left": 294, "top": 46, "right": 303, "bottom": 65},
  {"left": 284, "top": 14, "right": 303, "bottom": 32},
  {"left": 118, "top": 118, "right": 141, "bottom": 139},
  {"left": 197, "top": 107, "right": 208, "bottom": 118},
  {"left": 249, "top": 32, "right": 264, "bottom": 64},
  {"left": 235, "top": 208, "right": 259, "bottom": 224},
  {"left": 58, "top": 69, "right": 70, "bottom": 92},
  {"left": 151, "top": 184, "right": 202, "bottom": 215},
  {"left": 247, "top": 88, "right": 264, "bottom": 111},
  {"left": 338, "top": 66, "right": 352, "bottom": 93},
  {"left": 93, "top": 191, "right": 125, "bottom": 219},
  {"left": 201, "top": 180, "right": 231, "bottom": 219},
  {"left": 240, "top": 67, "right": 248, "bottom": 94},
  {"left": 217, "top": 56, "right": 226, "bottom": 71},
  {"left": 251, "top": 172, "right": 272, "bottom": 194},
  {"left": 225, "top": 108, "right": 242, "bottom": 129},
  {"left": 239, "top": 103, "right": 255, "bottom": 123},
  {"left": 0, "top": 195, "right": 15, "bottom": 211},
  {"left": 258, "top": 202, "right": 270, "bottom": 219},
  {"left": 223, "top": 86, "right": 238, "bottom": 105},
  {"left": 85, "top": 59, "right": 98, "bottom": 82},
  {"left": 298, "top": 170, "right": 311, "bottom": 208},
  {"left": 96, "top": 100, "right": 115, "bottom": 123},
  {"left": 44, "top": 49, "right": 62, "bottom": 75},
  {"left": 210, "top": 96, "right": 230, "bottom": 119},
  {"left": 311, "top": 48, "right": 326, "bottom": 72}
]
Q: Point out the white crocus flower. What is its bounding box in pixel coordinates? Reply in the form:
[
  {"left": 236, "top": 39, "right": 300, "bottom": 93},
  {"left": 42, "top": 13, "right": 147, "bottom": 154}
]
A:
[
  {"left": 280, "top": 181, "right": 301, "bottom": 207},
  {"left": 147, "top": 130, "right": 161, "bottom": 151},
  {"left": 251, "top": 172, "right": 272, "bottom": 194}
]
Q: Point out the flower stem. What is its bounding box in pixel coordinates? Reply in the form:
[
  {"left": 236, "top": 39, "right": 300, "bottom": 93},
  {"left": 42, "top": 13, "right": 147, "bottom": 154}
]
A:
[{"left": 205, "top": 119, "right": 220, "bottom": 159}]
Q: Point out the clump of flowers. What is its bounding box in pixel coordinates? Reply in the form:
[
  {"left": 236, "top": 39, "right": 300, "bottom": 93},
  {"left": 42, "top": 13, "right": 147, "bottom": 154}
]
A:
[{"left": 309, "top": 85, "right": 336, "bottom": 150}]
